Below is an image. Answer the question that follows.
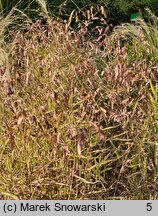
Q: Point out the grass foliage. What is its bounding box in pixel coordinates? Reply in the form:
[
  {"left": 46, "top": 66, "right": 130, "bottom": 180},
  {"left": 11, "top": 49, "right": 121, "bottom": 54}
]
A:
[{"left": 0, "top": 3, "right": 158, "bottom": 199}]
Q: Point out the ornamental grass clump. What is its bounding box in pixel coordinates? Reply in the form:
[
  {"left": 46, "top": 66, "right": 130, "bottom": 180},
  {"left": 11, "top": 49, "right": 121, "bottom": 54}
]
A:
[
  {"left": 0, "top": 18, "right": 113, "bottom": 199},
  {"left": 0, "top": 4, "right": 158, "bottom": 199}
]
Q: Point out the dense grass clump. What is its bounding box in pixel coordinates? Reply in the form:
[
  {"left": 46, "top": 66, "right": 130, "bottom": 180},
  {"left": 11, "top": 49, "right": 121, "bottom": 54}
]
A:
[{"left": 0, "top": 7, "right": 158, "bottom": 199}]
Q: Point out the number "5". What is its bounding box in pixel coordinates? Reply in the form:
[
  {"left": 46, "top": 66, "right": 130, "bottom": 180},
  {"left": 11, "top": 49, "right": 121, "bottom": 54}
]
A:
[{"left": 146, "top": 203, "right": 152, "bottom": 211}]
